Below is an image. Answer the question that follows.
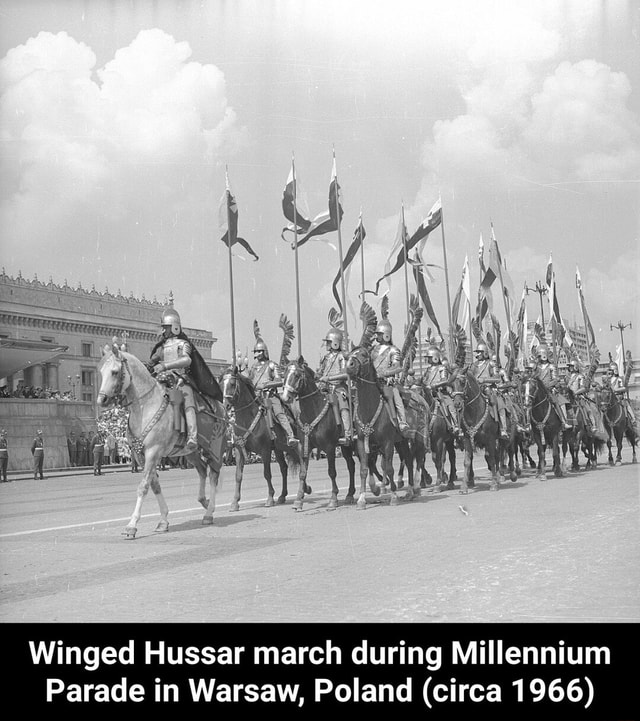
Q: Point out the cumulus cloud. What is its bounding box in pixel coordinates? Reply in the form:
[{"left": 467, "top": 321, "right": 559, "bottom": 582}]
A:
[{"left": 0, "top": 29, "right": 244, "bottom": 272}]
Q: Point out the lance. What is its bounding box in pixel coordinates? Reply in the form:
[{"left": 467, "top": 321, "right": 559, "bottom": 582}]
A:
[
  {"left": 291, "top": 153, "right": 302, "bottom": 357},
  {"left": 492, "top": 224, "right": 515, "bottom": 368},
  {"left": 333, "top": 148, "right": 350, "bottom": 350},
  {"left": 225, "top": 166, "right": 237, "bottom": 371},
  {"left": 440, "top": 199, "right": 455, "bottom": 361},
  {"left": 359, "top": 209, "right": 366, "bottom": 329}
]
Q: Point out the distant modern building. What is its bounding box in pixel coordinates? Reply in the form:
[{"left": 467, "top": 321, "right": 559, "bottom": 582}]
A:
[{"left": 0, "top": 270, "right": 228, "bottom": 409}]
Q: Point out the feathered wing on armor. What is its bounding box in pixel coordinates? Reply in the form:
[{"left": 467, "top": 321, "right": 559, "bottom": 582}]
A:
[
  {"left": 452, "top": 324, "right": 468, "bottom": 368},
  {"left": 584, "top": 345, "right": 600, "bottom": 390},
  {"left": 400, "top": 294, "right": 423, "bottom": 379},
  {"left": 471, "top": 317, "right": 486, "bottom": 348},
  {"left": 380, "top": 293, "right": 389, "bottom": 321},
  {"left": 279, "top": 313, "right": 295, "bottom": 368},
  {"left": 504, "top": 331, "right": 520, "bottom": 377},
  {"left": 358, "top": 301, "right": 378, "bottom": 349},
  {"left": 624, "top": 351, "right": 633, "bottom": 386},
  {"left": 491, "top": 315, "right": 501, "bottom": 363},
  {"left": 533, "top": 322, "right": 547, "bottom": 348},
  {"left": 253, "top": 319, "right": 263, "bottom": 346}
]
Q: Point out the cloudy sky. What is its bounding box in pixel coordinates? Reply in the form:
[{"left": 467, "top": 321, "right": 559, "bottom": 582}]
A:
[{"left": 1, "top": 0, "right": 638, "bottom": 365}]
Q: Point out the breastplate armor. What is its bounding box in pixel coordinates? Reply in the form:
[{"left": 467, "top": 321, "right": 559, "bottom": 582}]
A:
[{"left": 162, "top": 337, "right": 190, "bottom": 366}]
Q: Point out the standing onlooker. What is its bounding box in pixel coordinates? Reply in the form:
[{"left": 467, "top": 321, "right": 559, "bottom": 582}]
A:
[
  {"left": 91, "top": 430, "right": 105, "bottom": 476},
  {"left": 31, "top": 429, "right": 44, "bottom": 480},
  {"left": 105, "top": 432, "right": 117, "bottom": 465},
  {"left": 67, "top": 431, "right": 77, "bottom": 467},
  {"left": 77, "top": 432, "right": 89, "bottom": 467},
  {"left": 0, "top": 429, "right": 8, "bottom": 482}
]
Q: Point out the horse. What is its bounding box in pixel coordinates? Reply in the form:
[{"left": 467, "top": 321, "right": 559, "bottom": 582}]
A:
[
  {"left": 344, "top": 345, "right": 417, "bottom": 508},
  {"left": 451, "top": 369, "right": 514, "bottom": 492},
  {"left": 598, "top": 386, "right": 638, "bottom": 465},
  {"left": 97, "top": 343, "right": 227, "bottom": 539},
  {"left": 421, "top": 387, "right": 460, "bottom": 491},
  {"left": 220, "top": 368, "right": 306, "bottom": 511},
  {"left": 562, "top": 398, "right": 605, "bottom": 471},
  {"left": 281, "top": 357, "right": 357, "bottom": 509},
  {"left": 522, "top": 375, "right": 564, "bottom": 480}
]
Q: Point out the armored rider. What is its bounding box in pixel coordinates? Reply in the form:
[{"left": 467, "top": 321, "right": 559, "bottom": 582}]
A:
[
  {"left": 470, "top": 343, "right": 509, "bottom": 439},
  {"left": 421, "top": 345, "right": 463, "bottom": 438},
  {"left": 605, "top": 362, "right": 636, "bottom": 426},
  {"left": 533, "top": 345, "right": 572, "bottom": 430},
  {"left": 149, "top": 308, "right": 199, "bottom": 450},
  {"left": 566, "top": 358, "right": 599, "bottom": 433},
  {"left": 244, "top": 334, "right": 297, "bottom": 446},
  {"left": 316, "top": 327, "right": 352, "bottom": 444},
  {"left": 370, "top": 318, "right": 411, "bottom": 437}
]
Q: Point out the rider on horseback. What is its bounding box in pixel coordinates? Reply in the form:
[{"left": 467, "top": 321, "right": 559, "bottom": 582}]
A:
[
  {"left": 604, "top": 363, "right": 636, "bottom": 426},
  {"left": 316, "top": 327, "right": 352, "bottom": 445},
  {"left": 371, "top": 318, "right": 412, "bottom": 437},
  {"left": 421, "top": 345, "right": 463, "bottom": 438},
  {"left": 566, "top": 358, "right": 599, "bottom": 433},
  {"left": 491, "top": 354, "right": 527, "bottom": 434},
  {"left": 244, "top": 334, "right": 297, "bottom": 446},
  {"left": 533, "top": 346, "right": 572, "bottom": 430},
  {"left": 470, "top": 343, "right": 509, "bottom": 439}
]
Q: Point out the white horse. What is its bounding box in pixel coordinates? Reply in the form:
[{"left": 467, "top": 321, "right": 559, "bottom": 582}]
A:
[{"left": 97, "top": 341, "right": 227, "bottom": 539}]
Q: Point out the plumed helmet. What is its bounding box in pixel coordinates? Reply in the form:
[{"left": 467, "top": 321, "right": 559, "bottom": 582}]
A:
[
  {"left": 253, "top": 339, "right": 269, "bottom": 358},
  {"left": 569, "top": 358, "right": 581, "bottom": 370},
  {"left": 536, "top": 345, "right": 549, "bottom": 361},
  {"left": 324, "top": 328, "right": 343, "bottom": 351},
  {"left": 475, "top": 342, "right": 489, "bottom": 359},
  {"left": 426, "top": 345, "right": 441, "bottom": 362},
  {"left": 161, "top": 308, "right": 182, "bottom": 335},
  {"left": 375, "top": 319, "right": 393, "bottom": 343},
  {"left": 608, "top": 362, "right": 619, "bottom": 375}
]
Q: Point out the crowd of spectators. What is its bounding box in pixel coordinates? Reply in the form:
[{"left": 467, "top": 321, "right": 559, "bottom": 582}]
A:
[{"left": 1, "top": 385, "right": 75, "bottom": 400}]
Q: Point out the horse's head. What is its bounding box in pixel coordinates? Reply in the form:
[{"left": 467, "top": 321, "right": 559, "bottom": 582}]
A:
[
  {"left": 281, "top": 357, "right": 310, "bottom": 403},
  {"left": 523, "top": 375, "right": 539, "bottom": 407},
  {"left": 345, "top": 345, "right": 372, "bottom": 382},
  {"left": 220, "top": 368, "right": 239, "bottom": 408},
  {"left": 97, "top": 341, "right": 130, "bottom": 407},
  {"left": 449, "top": 367, "right": 467, "bottom": 411},
  {"left": 598, "top": 385, "right": 613, "bottom": 411}
]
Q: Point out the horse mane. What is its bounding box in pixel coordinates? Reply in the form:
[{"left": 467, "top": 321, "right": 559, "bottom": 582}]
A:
[{"left": 358, "top": 301, "right": 377, "bottom": 349}]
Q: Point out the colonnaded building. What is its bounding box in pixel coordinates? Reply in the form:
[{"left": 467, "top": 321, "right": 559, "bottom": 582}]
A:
[{"left": 0, "top": 270, "right": 227, "bottom": 471}]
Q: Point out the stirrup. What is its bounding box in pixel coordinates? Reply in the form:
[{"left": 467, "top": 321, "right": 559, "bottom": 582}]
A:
[
  {"left": 286, "top": 436, "right": 298, "bottom": 447},
  {"left": 186, "top": 438, "right": 198, "bottom": 451}
]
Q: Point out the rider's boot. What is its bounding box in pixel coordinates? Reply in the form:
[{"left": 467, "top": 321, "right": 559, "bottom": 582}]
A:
[
  {"left": 185, "top": 406, "right": 198, "bottom": 450},
  {"left": 498, "top": 408, "right": 509, "bottom": 439},
  {"left": 559, "top": 403, "right": 572, "bottom": 431},
  {"left": 339, "top": 408, "right": 352, "bottom": 445},
  {"left": 277, "top": 413, "right": 298, "bottom": 447},
  {"left": 394, "top": 391, "right": 413, "bottom": 439}
]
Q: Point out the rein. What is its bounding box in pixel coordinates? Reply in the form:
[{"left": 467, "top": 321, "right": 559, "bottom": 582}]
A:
[
  {"left": 285, "top": 366, "right": 331, "bottom": 458},
  {"left": 454, "top": 374, "right": 489, "bottom": 446}
]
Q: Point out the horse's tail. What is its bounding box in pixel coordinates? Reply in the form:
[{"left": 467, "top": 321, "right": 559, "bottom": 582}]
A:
[
  {"left": 285, "top": 449, "right": 300, "bottom": 482},
  {"left": 625, "top": 424, "right": 638, "bottom": 446}
]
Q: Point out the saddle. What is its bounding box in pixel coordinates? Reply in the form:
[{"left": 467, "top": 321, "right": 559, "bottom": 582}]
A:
[{"left": 165, "top": 385, "right": 225, "bottom": 461}]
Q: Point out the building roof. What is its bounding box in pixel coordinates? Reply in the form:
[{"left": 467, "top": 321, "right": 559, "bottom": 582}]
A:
[{"left": 0, "top": 338, "right": 68, "bottom": 379}]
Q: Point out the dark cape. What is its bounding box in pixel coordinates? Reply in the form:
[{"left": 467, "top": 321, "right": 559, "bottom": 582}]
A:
[{"left": 150, "top": 332, "right": 223, "bottom": 403}]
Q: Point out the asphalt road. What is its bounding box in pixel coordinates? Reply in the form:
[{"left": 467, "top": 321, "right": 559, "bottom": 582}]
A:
[{"left": 1, "top": 449, "right": 638, "bottom": 623}]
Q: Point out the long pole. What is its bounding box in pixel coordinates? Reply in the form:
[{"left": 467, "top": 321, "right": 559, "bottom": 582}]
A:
[
  {"left": 440, "top": 200, "right": 454, "bottom": 360},
  {"left": 577, "top": 268, "right": 593, "bottom": 365},
  {"left": 225, "top": 166, "right": 237, "bottom": 370},
  {"left": 611, "top": 321, "right": 631, "bottom": 374},
  {"left": 359, "top": 210, "right": 366, "bottom": 326},
  {"left": 493, "top": 230, "right": 515, "bottom": 367},
  {"left": 333, "top": 149, "right": 349, "bottom": 348},
  {"left": 291, "top": 154, "right": 302, "bottom": 357}
]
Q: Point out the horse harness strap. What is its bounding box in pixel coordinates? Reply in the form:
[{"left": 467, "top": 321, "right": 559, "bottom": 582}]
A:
[
  {"left": 232, "top": 405, "right": 266, "bottom": 461},
  {"left": 299, "top": 398, "right": 331, "bottom": 459},
  {"left": 127, "top": 392, "right": 171, "bottom": 458},
  {"left": 353, "top": 394, "right": 384, "bottom": 454}
]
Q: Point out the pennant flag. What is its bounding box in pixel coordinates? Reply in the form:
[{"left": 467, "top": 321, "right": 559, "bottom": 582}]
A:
[
  {"left": 576, "top": 266, "right": 596, "bottom": 348},
  {"left": 451, "top": 255, "right": 471, "bottom": 331},
  {"left": 545, "top": 255, "right": 573, "bottom": 350},
  {"left": 515, "top": 283, "right": 528, "bottom": 369},
  {"left": 412, "top": 249, "right": 441, "bottom": 337},
  {"left": 501, "top": 256, "right": 515, "bottom": 317},
  {"left": 281, "top": 157, "right": 343, "bottom": 248},
  {"left": 370, "top": 198, "right": 442, "bottom": 295},
  {"left": 614, "top": 344, "right": 623, "bottom": 375},
  {"left": 477, "top": 236, "right": 502, "bottom": 324},
  {"left": 332, "top": 216, "right": 365, "bottom": 313},
  {"left": 219, "top": 172, "right": 259, "bottom": 261}
]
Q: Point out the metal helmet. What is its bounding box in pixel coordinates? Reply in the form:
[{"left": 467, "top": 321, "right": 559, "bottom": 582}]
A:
[
  {"left": 324, "top": 328, "right": 343, "bottom": 351},
  {"left": 608, "top": 362, "right": 619, "bottom": 375},
  {"left": 253, "top": 339, "right": 269, "bottom": 358},
  {"left": 375, "top": 319, "right": 393, "bottom": 343},
  {"left": 475, "top": 342, "right": 489, "bottom": 359},
  {"left": 426, "top": 345, "right": 441, "bottom": 363},
  {"left": 536, "top": 345, "right": 549, "bottom": 361},
  {"left": 569, "top": 358, "right": 581, "bottom": 370},
  {"left": 161, "top": 308, "right": 182, "bottom": 335}
]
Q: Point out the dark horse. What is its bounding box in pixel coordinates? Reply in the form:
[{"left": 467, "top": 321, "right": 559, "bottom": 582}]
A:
[
  {"left": 220, "top": 369, "right": 306, "bottom": 511},
  {"left": 523, "top": 375, "right": 564, "bottom": 480},
  {"left": 451, "top": 369, "right": 515, "bottom": 492},
  {"left": 563, "top": 398, "right": 605, "bottom": 471},
  {"left": 421, "top": 387, "right": 460, "bottom": 491},
  {"left": 281, "top": 358, "right": 357, "bottom": 510},
  {"left": 598, "top": 386, "right": 638, "bottom": 465},
  {"left": 344, "top": 345, "right": 417, "bottom": 508}
]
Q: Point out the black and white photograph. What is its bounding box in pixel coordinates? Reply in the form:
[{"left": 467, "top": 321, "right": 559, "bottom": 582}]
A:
[{"left": 0, "top": 0, "right": 638, "bottom": 715}]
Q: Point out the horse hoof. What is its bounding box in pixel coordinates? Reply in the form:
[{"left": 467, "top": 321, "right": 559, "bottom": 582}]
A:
[
  {"left": 369, "top": 483, "right": 381, "bottom": 497},
  {"left": 458, "top": 489, "right": 468, "bottom": 495},
  {"left": 121, "top": 526, "right": 137, "bottom": 540},
  {"left": 276, "top": 495, "right": 287, "bottom": 505},
  {"left": 202, "top": 516, "right": 214, "bottom": 526},
  {"left": 293, "top": 499, "right": 303, "bottom": 511},
  {"left": 328, "top": 498, "right": 338, "bottom": 510},
  {"left": 229, "top": 501, "right": 240, "bottom": 512},
  {"left": 154, "top": 520, "right": 169, "bottom": 533},
  {"left": 265, "top": 497, "right": 275, "bottom": 508},
  {"left": 356, "top": 502, "right": 366, "bottom": 510},
  {"left": 304, "top": 484, "right": 313, "bottom": 495},
  {"left": 490, "top": 484, "right": 499, "bottom": 492},
  {"left": 198, "top": 498, "right": 209, "bottom": 510},
  {"left": 344, "top": 494, "right": 355, "bottom": 505},
  {"left": 390, "top": 494, "right": 399, "bottom": 506},
  {"left": 397, "top": 480, "right": 404, "bottom": 489}
]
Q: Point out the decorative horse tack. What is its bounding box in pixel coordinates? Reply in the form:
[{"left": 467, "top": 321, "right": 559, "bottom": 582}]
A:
[{"left": 352, "top": 394, "right": 384, "bottom": 455}]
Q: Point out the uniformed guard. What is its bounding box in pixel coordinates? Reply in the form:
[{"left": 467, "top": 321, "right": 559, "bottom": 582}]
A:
[
  {"left": 421, "top": 345, "right": 462, "bottom": 437},
  {"left": 533, "top": 345, "right": 572, "bottom": 430},
  {"left": 469, "top": 343, "right": 509, "bottom": 439},
  {"left": 605, "top": 362, "right": 636, "bottom": 426},
  {"left": 370, "top": 318, "right": 411, "bottom": 436},
  {"left": 91, "top": 430, "right": 105, "bottom": 476},
  {"left": 244, "top": 328, "right": 297, "bottom": 446},
  {"left": 566, "top": 359, "right": 598, "bottom": 433},
  {"left": 150, "top": 308, "right": 199, "bottom": 450},
  {"left": 31, "top": 429, "right": 44, "bottom": 480},
  {"left": 316, "top": 327, "right": 352, "bottom": 444},
  {"left": 0, "top": 429, "right": 8, "bottom": 482}
]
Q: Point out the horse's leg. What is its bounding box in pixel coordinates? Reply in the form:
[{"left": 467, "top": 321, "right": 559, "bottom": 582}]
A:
[
  {"left": 397, "top": 459, "right": 405, "bottom": 488},
  {"left": 535, "top": 430, "right": 547, "bottom": 480},
  {"left": 607, "top": 432, "right": 614, "bottom": 465},
  {"left": 344, "top": 448, "right": 357, "bottom": 504},
  {"left": 615, "top": 429, "right": 623, "bottom": 465},
  {"left": 230, "top": 451, "right": 245, "bottom": 512},
  {"left": 402, "top": 443, "right": 417, "bottom": 501},
  {"left": 553, "top": 433, "right": 563, "bottom": 477},
  {"left": 460, "top": 438, "right": 472, "bottom": 494},
  {"left": 356, "top": 442, "right": 369, "bottom": 510},
  {"left": 326, "top": 449, "right": 339, "bottom": 509},
  {"left": 385, "top": 446, "right": 398, "bottom": 506},
  {"left": 448, "top": 440, "right": 458, "bottom": 485},
  {"left": 123, "top": 448, "right": 167, "bottom": 539},
  {"left": 199, "top": 457, "right": 218, "bottom": 525},
  {"left": 275, "top": 448, "right": 289, "bottom": 503}
]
